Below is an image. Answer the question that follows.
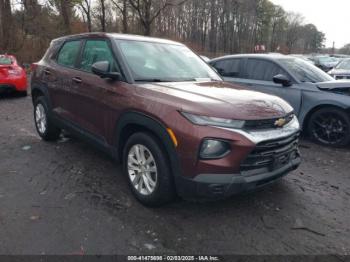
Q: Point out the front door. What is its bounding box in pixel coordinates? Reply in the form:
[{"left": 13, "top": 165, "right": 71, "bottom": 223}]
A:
[{"left": 68, "top": 39, "right": 126, "bottom": 141}]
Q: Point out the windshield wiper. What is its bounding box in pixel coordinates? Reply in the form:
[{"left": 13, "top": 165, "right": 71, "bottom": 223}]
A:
[
  {"left": 135, "top": 78, "right": 221, "bottom": 83},
  {"left": 134, "top": 78, "right": 175, "bottom": 83}
]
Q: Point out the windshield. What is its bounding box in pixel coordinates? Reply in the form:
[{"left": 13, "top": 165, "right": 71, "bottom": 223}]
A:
[
  {"left": 336, "top": 59, "right": 350, "bottom": 70},
  {"left": 0, "top": 56, "right": 12, "bottom": 65},
  {"left": 278, "top": 58, "right": 334, "bottom": 83},
  {"left": 115, "top": 39, "right": 221, "bottom": 82}
]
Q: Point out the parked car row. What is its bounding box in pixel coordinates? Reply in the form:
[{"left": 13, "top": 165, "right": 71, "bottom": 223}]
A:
[
  {"left": 310, "top": 55, "right": 340, "bottom": 72},
  {"left": 329, "top": 58, "right": 350, "bottom": 80}
]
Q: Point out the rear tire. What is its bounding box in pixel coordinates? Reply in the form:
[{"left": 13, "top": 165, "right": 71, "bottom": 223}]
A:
[
  {"left": 34, "top": 97, "right": 61, "bottom": 141},
  {"left": 123, "top": 132, "right": 176, "bottom": 207},
  {"left": 308, "top": 107, "right": 350, "bottom": 147}
]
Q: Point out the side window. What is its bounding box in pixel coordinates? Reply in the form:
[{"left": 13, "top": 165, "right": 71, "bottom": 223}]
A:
[
  {"left": 80, "top": 40, "right": 115, "bottom": 72},
  {"left": 57, "top": 41, "right": 81, "bottom": 68},
  {"left": 213, "top": 59, "right": 241, "bottom": 77},
  {"left": 244, "top": 59, "right": 285, "bottom": 81}
]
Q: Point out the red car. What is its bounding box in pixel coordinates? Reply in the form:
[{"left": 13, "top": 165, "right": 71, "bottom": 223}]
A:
[{"left": 0, "top": 54, "right": 27, "bottom": 96}]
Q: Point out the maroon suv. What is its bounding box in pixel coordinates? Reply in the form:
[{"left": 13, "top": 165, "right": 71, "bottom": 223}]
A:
[{"left": 31, "top": 33, "right": 301, "bottom": 206}]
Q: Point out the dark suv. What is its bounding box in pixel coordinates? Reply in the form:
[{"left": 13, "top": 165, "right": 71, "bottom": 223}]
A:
[{"left": 31, "top": 33, "right": 301, "bottom": 206}]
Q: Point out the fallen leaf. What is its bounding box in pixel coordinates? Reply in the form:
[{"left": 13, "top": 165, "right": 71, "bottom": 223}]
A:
[
  {"left": 144, "top": 243, "right": 156, "bottom": 250},
  {"left": 30, "top": 215, "right": 40, "bottom": 221},
  {"left": 22, "top": 145, "right": 31, "bottom": 151}
]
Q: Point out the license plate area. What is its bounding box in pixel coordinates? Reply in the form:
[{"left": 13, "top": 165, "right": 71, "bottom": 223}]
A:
[{"left": 271, "top": 152, "right": 291, "bottom": 170}]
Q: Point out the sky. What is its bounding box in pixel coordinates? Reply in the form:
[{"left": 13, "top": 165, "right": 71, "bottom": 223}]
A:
[{"left": 270, "top": 0, "right": 350, "bottom": 48}]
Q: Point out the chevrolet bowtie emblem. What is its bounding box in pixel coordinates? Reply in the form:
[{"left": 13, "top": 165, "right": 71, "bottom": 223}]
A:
[{"left": 275, "top": 118, "right": 287, "bottom": 128}]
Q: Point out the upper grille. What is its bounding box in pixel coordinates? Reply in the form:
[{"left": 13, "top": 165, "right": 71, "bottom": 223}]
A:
[{"left": 244, "top": 113, "right": 295, "bottom": 131}]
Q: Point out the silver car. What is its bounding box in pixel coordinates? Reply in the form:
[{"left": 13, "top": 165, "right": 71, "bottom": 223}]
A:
[
  {"left": 329, "top": 58, "right": 350, "bottom": 80},
  {"left": 210, "top": 54, "right": 350, "bottom": 147}
]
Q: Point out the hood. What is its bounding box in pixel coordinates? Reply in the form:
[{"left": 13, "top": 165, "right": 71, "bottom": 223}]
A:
[
  {"left": 320, "top": 61, "right": 338, "bottom": 68},
  {"left": 138, "top": 81, "right": 293, "bottom": 120},
  {"left": 329, "top": 68, "right": 350, "bottom": 75},
  {"left": 317, "top": 80, "right": 350, "bottom": 90}
]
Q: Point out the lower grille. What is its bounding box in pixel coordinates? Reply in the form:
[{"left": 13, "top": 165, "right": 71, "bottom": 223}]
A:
[
  {"left": 335, "top": 75, "right": 350, "bottom": 80},
  {"left": 240, "top": 133, "right": 300, "bottom": 177}
]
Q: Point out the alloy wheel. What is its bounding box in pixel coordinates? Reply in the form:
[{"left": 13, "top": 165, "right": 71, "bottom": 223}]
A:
[
  {"left": 35, "top": 103, "right": 47, "bottom": 135},
  {"left": 127, "top": 144, "right": 158, "bottom": 196},
  {"left": 311, "top": 111, "right": 349, "bottom": 145}
]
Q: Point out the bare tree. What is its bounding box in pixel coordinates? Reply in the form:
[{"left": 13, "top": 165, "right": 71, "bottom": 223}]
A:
[
  {"left": 285, "top": 12, "right": 304, "bottom": 53},
  {"left": 97, "top": 0, "right": 106, "bottom": 32},
  {"left": 128, "top": 0, "right": 187, "bottom": 36},
  {"left": 0, "top": 0, "right": 13, "bottom": 51},
  {"left": 79, "top": 0, "right": 92, "bottom": 32},
  {"left": 111, "top": 0, "right": 129, "bottom": 33}
]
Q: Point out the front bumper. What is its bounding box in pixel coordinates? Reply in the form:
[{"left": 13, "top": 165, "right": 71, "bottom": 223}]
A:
[
  {"left": 176, "top": 156, "right": 301, "bottom": 199},
  {"left": 175, "top": 116, "right": 301, "bottom": 199},
  {"left": 0, "top": 84, "right": 16, "bottom": 93}
]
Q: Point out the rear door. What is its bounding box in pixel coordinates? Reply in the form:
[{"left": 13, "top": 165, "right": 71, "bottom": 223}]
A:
[{"left": 45, "top": 40, "right": 83, "bottom": 122}]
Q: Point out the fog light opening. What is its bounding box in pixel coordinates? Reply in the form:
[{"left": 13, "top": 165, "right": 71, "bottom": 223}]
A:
[{"left": 200, "top": 139, "right": 231, "bottom": 159}]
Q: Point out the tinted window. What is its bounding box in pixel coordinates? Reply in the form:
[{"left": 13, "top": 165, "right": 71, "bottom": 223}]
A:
[
  {"left": 80, "top": 40, "right": 115, "bottom": 72},
  {"left": 57, "top": 41, "right": 81, "bottom": 68},
  {"left": 213, "top": 59, "right": 241, "bottom": 77},
  {"left": 244, "top": 59, "right": 284, "bottom": 81}
]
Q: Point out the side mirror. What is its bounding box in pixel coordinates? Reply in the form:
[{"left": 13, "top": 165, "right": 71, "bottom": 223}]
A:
[
  {"left": 92, "top": 61, "right": 120, "bottom": 80},
  {"left": 273, "top": 74, "right": 292, "bottom": 87}
]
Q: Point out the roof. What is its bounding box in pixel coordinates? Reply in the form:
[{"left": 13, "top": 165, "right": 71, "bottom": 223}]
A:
[
  {"left": 52, "top": 32, "right": 183, "bottom": 46},
  {"left": 210, "top": 53, "right": 286, "bottom": 62}
]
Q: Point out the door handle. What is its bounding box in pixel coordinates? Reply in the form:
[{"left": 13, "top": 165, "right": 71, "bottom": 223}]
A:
[
  {"left": 43, "top": 69, "right": 51, "bottom": 75},
  {"left": 72, "top": 77, "right": 82, "bottom": 84}
]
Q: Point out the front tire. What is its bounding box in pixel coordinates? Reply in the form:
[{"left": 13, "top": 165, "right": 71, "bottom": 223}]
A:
[
  {"left": 308, "top": 107, "right": 350, "bottom": 147},
  {"left": 34, "top": 97, "right": 61, "bottom": 141},
  {"left": 123, "top": 132, "right": 176, "bottom": 207}
]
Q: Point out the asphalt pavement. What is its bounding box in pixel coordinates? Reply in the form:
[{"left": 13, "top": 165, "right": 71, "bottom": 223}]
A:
[{"left": 0, "top": 94, "right": 349, "bottom": 255}]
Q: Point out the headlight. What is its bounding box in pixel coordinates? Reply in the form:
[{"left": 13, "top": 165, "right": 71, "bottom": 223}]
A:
[{"left": 181, "top": 112, "right": 245, "bottom": 129}]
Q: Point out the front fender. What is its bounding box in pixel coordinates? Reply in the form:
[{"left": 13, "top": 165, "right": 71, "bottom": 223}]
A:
[{"left": 114, "top": 111, "right": 182, "bottom": 178}]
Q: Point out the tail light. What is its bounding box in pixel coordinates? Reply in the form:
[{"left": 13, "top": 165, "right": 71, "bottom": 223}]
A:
[{"left": 8, "top": 67, "right": 22, "bottom": 76}]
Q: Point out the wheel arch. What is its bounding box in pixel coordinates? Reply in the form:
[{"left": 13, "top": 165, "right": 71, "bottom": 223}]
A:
[
  {"left": 114, "top": 111, "right": 182, "bottom": 178},
  {"left": 302, "top": 103, "right": 350, "bottom": 130},
  {"left": 31, "top": 84, "right": 52, "bottom": 109}
]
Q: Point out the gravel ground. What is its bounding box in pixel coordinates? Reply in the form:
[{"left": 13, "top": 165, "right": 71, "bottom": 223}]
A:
[{"left": 0, "top": 94, "right": 349, "bottom": 255}]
